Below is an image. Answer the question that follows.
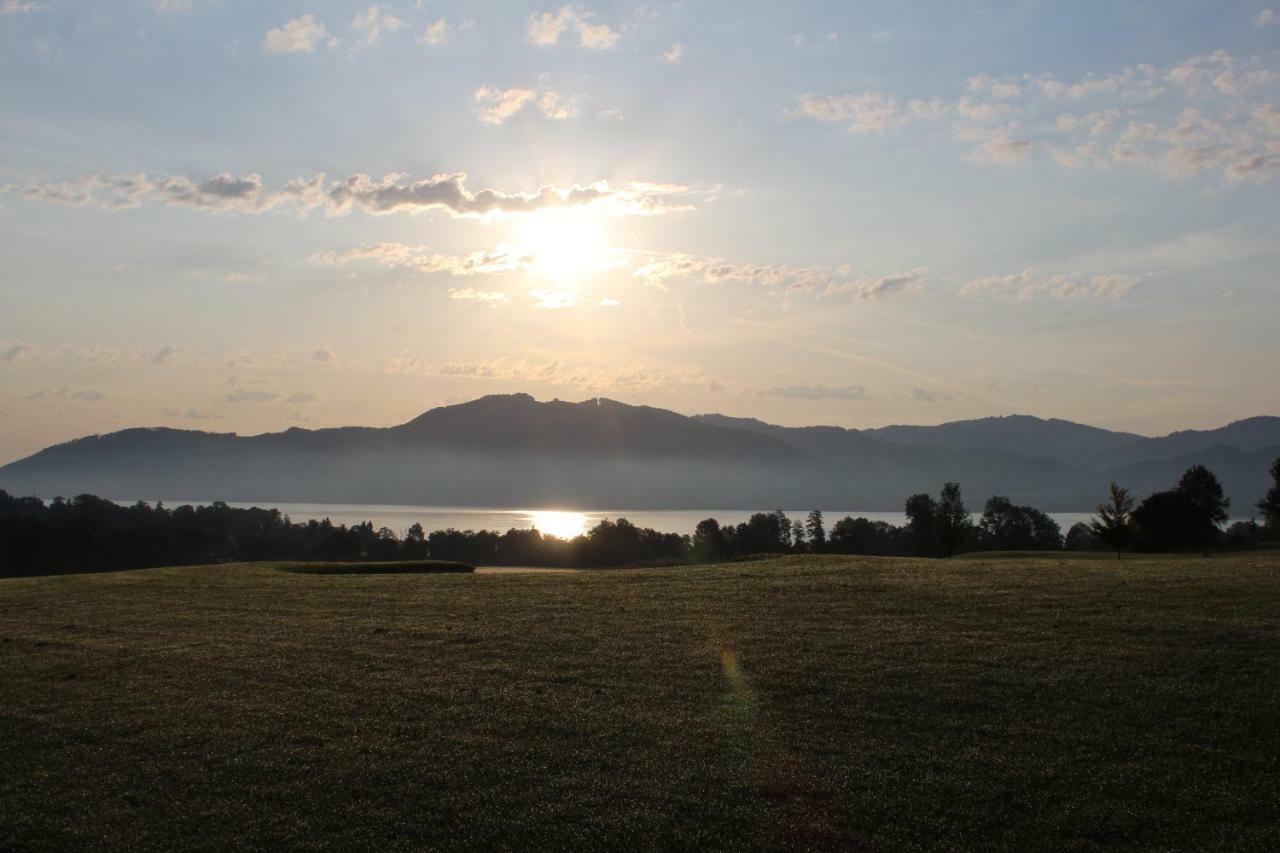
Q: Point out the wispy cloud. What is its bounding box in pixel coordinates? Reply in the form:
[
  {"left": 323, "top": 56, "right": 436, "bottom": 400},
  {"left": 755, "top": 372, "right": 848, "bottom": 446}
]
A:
[
  {"left": 11, "top": 172, "right": 696, "bottom": 220},
  {"left": 262, "top": 15, "right": 336, "bottom": 54},
  {"left": 762, "top": 384, "right": 868, "bottom": 401},
  {"left": 633, "top": 253, "right": 926, "bottom": 299},
  {"left": 26, "top": 387, "right": 106, "bottom": 402},
  {"left": 312, "top": 242, "right": 534, "bottom": 277},
  {"left": 225, "top": 389, "right": 280, "bottom": 403},
  {"left": 792, "top": 50, "right": 1280, "bottom": 183},
  {"left": 0, "top": 343, "right": 32, "bottom": 363},
  {"left": 474, "top": 85, "right": 581, "bottom": 124},
  {"left": 449, "top": 289, "right": 509, "bottom": 304},
  {"left": 351, "top": 5, "right": 407, "bottom": 51},
  {"left": 960, "top": 269, "right": 1143, "bottom": 300},
  {"left": 1, "top": 0, "right": 45, "bottom": 14},
  {"left": 528, "top": 289, "right": 578, "bottom": 309},
  {"left": 433, "top": 356, "right": 706, "bottom": 391},
  {"left": 419, "top": 18, "right": 449, "bottom": 46},
  {"left": 527, "top": 6, "right": 619, "bottom": 49}
]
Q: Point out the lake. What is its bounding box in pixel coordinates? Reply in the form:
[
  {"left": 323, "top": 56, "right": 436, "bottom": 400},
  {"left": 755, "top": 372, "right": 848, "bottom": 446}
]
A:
[{"left": 123, "top": 500, "right": 1117, "bottom": 539}]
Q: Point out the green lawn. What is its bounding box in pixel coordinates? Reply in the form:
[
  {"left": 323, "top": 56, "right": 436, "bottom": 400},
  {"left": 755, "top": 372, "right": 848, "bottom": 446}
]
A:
[{"left": 2, "top": 554, "right": 1279, "bottom": 851}]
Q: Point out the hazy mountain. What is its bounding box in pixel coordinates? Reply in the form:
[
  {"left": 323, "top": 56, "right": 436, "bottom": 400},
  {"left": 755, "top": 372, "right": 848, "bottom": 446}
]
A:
[
  {"left": 865, "top": 415, "right": 1145, "bottom": 466},
  {"left": 1, "top": 394, "right": 1276, "bottom": 513}
]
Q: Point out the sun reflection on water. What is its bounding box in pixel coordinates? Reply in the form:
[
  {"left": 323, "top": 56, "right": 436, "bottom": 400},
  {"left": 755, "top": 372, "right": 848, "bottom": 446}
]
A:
[{"left": 528, "top": 510, "right": 589, "bottom": 540}]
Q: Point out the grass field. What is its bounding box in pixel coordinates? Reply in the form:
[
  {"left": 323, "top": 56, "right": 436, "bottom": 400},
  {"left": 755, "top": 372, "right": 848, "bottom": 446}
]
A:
[{"left": 2, "top": 554, "right": 1279, "bottom": 850}]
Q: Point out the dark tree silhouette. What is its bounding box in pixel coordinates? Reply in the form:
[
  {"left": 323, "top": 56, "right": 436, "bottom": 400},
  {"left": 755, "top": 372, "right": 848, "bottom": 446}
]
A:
[
  {"left": 1258, "top": 457, "right": 1280, "bottom": 534},
  {"left": 1177, "top": 464, "right": 1230, "bottom": 550},
  {"left": 977, "top": 496, "right": 1062, "bottom": 551},
  {"left": 692, "top": 518, "right": 728, "bottom": 562},
  {"left": 1090, "top": 482, "right": 1136, "bottom": 559},
  {"left": 791, "top": 519, "right": 806, "bottom": 553},
  {"left": 904, "top": 493, "right": 939, "bottom": 556},
  {"left": 935, "top": 483, "right": 972, "bottom": 558},
  {"left": 1131, "top": 490, "right": 1201, "bottom": 552},
  {"left": 805, "top": 510, "right": 826, "bottom": 553}
]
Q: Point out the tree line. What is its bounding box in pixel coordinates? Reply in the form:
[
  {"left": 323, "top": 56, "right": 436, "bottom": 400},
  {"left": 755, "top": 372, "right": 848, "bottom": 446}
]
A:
[{"left": 1, "top": 457, "right": 1277, "bottom": 576}]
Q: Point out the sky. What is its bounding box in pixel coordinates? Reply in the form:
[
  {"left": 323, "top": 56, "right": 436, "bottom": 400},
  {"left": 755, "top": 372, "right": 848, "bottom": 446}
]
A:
[{"left": 1, "top": 0, "right": 1278, "bottom": 464}]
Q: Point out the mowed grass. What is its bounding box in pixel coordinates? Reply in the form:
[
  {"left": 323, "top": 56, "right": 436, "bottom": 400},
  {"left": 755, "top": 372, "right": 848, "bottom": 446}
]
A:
[{"left": 2, "top": 554, "right": 1279, "bottom": 851}]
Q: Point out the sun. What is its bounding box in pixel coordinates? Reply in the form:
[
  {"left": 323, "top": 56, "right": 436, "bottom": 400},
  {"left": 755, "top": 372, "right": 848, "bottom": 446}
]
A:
[
  {"left": 529, "top": 510, "right": 588, "bottom": 540},
  {"left": 517, "top": 208, "right": 609, "bottom": 283}
]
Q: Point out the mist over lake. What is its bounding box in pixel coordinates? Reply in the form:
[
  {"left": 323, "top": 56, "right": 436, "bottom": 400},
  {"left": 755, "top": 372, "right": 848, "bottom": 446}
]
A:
[{"left": 104, "top": 500, "right": 1154, "bottom": 540}]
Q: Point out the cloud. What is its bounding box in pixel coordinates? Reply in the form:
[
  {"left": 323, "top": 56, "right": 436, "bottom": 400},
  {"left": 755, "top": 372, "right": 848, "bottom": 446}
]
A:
[
  {"left": 528, "top": 289, "right": 578, "bottom": 309},
  {"left": 161, "top": 408, "right": 221, "bottom": 420},
  {"left": 262, "top": 15, "right": 336, "bottom": 54},
  {"left": 285, "top": 392, "right": 318, "bottom": 404},
  {"left": 474, "top": 86, "right": 537, "bottom": 124},
  {"left": 151, "top": 0, "right": 190, "bottom": 11},
  {"left": 150, "top": 344, "right": 185, "bottom": 364},
  {"left": 830, "top": 268, "right": 929, "bottom": 300},
  {"left": 419, "top": 18, "right": 449, "bottom": 45},
  {"left": 474, "top": 85, "right": 580, "bottom": 123},
  {"left": 225, "top": 389, "right": 280, "bottom": 403},
  {"left": 967, "top": 127, "right": 1036, "bottom": 163},
  {"left": 661, "top": 42, "right": 685, "bottom": 63},
  {"left": 450, "top": 289, "right": 509, "bottom": 304},
  {"left": 913, "top": 388, "right": 939, "bottom": 403},
  {"left": 632, "top": 254, "right": 925, "bottom": 299},
  {"left": 527, "top": 6, "right": 574, "bottom": 45},
  {"left": 1258, "top": 8, "right": 1278, "bottom": 27},
  {"left": 537, "top": 90, "right": 580, "bottom": 120},
  {"left": 1, "top": 0, "right": 44, "bottom": 13},
  {"left": 575, "top": 16, "right": 619, "bottom": 50},
  {"left": 434, "top": 357, "right": 705, "bottom": 391},
  {"left": 351, "top": 5, "right": 407, "bottom": 50},
  {"left": 527, "top": 6, "right": 618, "bottom": 49},
  {"left": 762, "top": 385, "right": 868, "bottom": 401},
  {"left": 961, "top": 269, "right": 1143, "bottom": 300},
  {"left": 312, "top": 346, "right": 335, "bottom": 364},
  {"left": 11, "top": 171, "right": 694, "bottom": 220},
  {"left": 312, "top": 242, "right": 535, "bottom": 276},
  {"left": 790, "top": 92, "right": 905, "bottom": 133},
  {"left": 27, "top": 387, "right": 105, "bottom": 402},
  {"left": 794, "top": 50, "right": 1280, "bottom": 183},
  {"left": 0, "top": 343, "right": 31, "bottom": 362}
]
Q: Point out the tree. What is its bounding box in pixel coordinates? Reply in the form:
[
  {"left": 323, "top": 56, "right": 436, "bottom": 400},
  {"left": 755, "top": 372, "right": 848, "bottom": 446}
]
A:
[
  {"left": 904, "top": 493, "right": 938, "bottom": 556},
  {"left": 977, "top": 496, "right": 1062, "bottom": 551},
  {"left": 1176, "top": 464, "right": 1230, "bottom": 549},
  {"left": 934, "top": 482, "right": 973, "bottom": 558},
  {"left": 1258, "top": 457, "right": 1280, "bottom": 534},
  {"left": 791, "top": 519, "right": 807, "bottom": 552},
  {"left": 1131, "top": 490, "right": 1200, "bottom": 552},
  {"left": 1089, "top": 482, "right": 1135, "bottom": 559},
  {"left": 692, "top": 518, "right": 728, "bottom": 562},
  {"left": 1064, "top": 522, "right": 1103, "bottom": 551},
  {"left": 805, "top": 510, "right": 826, "bottom": 553}
]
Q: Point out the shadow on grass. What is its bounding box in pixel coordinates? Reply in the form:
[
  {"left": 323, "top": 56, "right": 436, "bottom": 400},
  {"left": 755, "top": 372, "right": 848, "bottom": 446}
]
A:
[{"left": 276, "top": 560, "right": 474, "bottom": 575}]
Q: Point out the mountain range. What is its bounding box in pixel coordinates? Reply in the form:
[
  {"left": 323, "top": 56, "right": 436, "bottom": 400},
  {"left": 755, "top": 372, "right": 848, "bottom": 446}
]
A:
[{"left": 1, "top": 393, "right": 1276, "bottom": 514}]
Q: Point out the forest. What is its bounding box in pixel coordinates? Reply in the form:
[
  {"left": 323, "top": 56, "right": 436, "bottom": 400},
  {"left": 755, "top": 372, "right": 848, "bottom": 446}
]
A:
[{"left": 1, "top": 459, "right": 1277, "bottom": 577}]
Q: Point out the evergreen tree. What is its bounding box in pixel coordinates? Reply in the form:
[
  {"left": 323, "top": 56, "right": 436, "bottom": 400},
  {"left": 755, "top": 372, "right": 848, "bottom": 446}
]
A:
[
  {"left": 1089, "top": 481, "right": 1135, "bottom": 559},
  {"left": 935, "top": 482, "right": 972, "bottom": 558},
  {"left": 791, "top": 519, "right": 807, "bottom": 552},
  {"left": 805, "top": 510, "right": 826, "bottom": 553}
]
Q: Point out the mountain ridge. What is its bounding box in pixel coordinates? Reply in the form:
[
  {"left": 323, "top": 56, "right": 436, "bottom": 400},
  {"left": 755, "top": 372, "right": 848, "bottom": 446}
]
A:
[{"left": 2, "top": 394, "right": 1277, "bottom": 513}]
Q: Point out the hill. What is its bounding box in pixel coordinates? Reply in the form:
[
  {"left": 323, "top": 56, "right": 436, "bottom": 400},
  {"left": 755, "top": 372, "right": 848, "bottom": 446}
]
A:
[{"left": 1, "top": 394, "right": 1277, "bottom": 511}]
